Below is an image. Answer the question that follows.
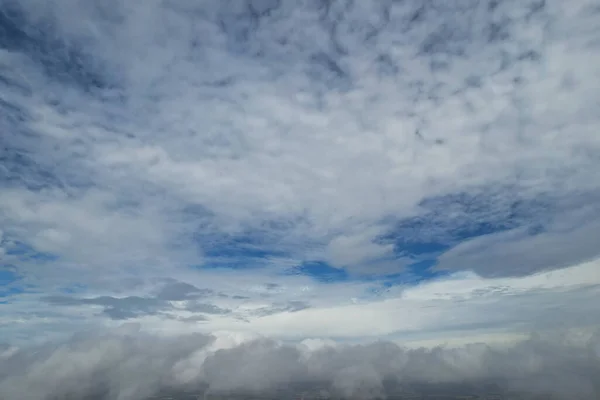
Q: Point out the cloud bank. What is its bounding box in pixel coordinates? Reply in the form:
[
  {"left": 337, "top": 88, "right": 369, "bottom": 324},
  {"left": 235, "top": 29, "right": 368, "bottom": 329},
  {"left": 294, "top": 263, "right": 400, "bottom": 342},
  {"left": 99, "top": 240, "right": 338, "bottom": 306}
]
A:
[
  {"left": 1, "top": 0, "right": 600, "bottom": 397},
  {"left": 1, "top": 328, "right": 600, "bottom": 400}
]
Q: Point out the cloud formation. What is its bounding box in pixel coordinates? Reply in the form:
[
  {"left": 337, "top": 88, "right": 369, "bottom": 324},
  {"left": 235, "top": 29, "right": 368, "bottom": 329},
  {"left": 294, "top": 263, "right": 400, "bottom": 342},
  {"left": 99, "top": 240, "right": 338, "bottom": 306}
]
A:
[
  {"left": 1, "top": 0, "right": 600, "bottom": 396},
  {"left": 1, "top": 328, "right": 600, "bottom": 400},
  {"left": 2, "top": 0, "right": 599, "bottom": 281}
]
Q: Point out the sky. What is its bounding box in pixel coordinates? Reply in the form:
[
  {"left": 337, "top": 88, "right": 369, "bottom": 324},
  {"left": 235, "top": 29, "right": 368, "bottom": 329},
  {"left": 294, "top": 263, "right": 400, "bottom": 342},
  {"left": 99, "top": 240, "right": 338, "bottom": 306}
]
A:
[{"left": 1, "top": 0, "right": 600, "bottom": 398}]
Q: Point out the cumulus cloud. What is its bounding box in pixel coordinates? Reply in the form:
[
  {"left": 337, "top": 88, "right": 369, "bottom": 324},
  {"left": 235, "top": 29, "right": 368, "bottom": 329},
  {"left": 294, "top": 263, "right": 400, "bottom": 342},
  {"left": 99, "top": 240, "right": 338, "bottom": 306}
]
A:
[
  {"left": 1, "top": 329, "right": 600, "bottom": 400},
  {"left": 1, "top": 0, "right": 599, "bottom": 283},
  {"left": 1, "top": 0, "right": 600, "bottom": 394}
]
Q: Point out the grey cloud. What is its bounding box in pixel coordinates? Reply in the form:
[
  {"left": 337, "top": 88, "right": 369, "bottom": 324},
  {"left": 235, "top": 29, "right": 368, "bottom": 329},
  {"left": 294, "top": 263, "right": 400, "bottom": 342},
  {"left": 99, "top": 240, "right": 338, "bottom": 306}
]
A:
[
  {"left": 201, "top": 339, "right": 306, "bottom": 394},
  {"left": 155, "top": 281, "right": 213, "bottom": 301},
  {"left": 45, "top": 295, "right": 165, "bottom": 320},
  {"left": 45, "top": 293, "right": 230, "bottom": 320},
  {"left": 252, "top": 301, "right": 311, "bottom": 317},
  {"left": 283, "top": 300, "right": 311, "bottom": 312},
  {"left": 185, "top": 302, "right": 230, "bottom": 315},
  {"left": 436, "top": 210, "right": 600, "bottom": 277},
  {"left": 177, "top": 315, "right": 208, "bottom": 323},
  {"left": 102, "top": 305, "right": 155, "bottom": 321},
  {"left": 42, "top": 295, "right": 82, "bottom": 306},
  {"left": 0, "top": 329, "right": 599, "bottom": 400}
]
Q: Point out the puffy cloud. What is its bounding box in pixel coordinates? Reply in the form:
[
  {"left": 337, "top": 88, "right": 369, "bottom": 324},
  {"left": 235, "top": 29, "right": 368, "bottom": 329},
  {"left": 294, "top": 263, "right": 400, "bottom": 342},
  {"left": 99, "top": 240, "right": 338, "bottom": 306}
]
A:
[
  {"left": 1, "top": 328, "right": 600, "bottom": 399},
  {"left": 1, "top": 0, "right": 599, "bottom": 283},
  {"left": 1, "top": 1, "right": 600, "bottom": 392}
]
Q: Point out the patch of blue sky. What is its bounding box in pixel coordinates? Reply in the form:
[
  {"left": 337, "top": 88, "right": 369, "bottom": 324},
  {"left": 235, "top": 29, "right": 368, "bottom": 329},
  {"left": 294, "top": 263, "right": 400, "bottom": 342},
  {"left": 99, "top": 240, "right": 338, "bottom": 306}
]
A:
[
  {"left": 203, "top": 241, "right": 288, "bottom": 260},
  {"left": 285, "top": 261, "right": 350, "bottom": 283},
  {"left": 191, "top": 188, "right": 565, "bottom": 286},
  {"left": 379, "top": 189, "right": 556, "bottom": 260},
  {"left": 0, "top": 285, "right": 24, "bottom": 300},
  {"left": 0, "top": 269, "right": 19, "bottom": 286},
  {"left": 358, "top": 261, "right": 452, "bottom": 298},
  {"left": 281, "top": 258, "right": 450, "bottom": 301},
  {"left": 286, "top": 190, "right": 560, "bottom": 286},
  {"left": 0, "top": 269, "right": 24, "bottom": 299},
  {"left": 193, "top": 222, "right": 296, "bottom": 270}
]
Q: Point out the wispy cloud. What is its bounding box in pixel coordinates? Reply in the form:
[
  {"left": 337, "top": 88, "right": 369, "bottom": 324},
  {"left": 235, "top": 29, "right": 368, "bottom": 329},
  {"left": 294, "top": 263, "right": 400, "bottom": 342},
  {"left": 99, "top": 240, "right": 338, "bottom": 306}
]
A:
[{"left": 1, "top": 1, "right": 600, "bottom": 392}]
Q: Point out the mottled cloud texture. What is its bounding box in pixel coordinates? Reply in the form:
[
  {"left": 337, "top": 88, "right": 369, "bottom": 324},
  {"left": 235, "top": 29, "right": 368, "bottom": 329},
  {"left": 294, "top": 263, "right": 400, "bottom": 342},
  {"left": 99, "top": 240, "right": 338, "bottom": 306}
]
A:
[{"left": 1, "top": 0, "right": 600, "bottom": 398}]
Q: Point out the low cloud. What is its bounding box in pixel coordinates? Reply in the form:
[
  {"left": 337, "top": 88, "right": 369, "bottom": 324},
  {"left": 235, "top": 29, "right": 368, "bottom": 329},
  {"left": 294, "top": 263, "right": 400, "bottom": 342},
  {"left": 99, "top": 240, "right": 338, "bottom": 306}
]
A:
[{"left": 0, "top": 329, "right": 599, "bottom": 400}]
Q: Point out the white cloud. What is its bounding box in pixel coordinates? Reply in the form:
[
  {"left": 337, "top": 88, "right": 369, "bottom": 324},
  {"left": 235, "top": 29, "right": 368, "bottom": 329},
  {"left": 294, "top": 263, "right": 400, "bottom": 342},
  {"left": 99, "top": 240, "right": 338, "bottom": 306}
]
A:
[
  {"left": 0, "top": 0, "right": 599, "bottom": 365},
  {"left": 2, "top": 258, "right": 598, "bottom": 348},
  {"left": 324, "top": 226, "right": 398, "bottom": 272},
  {"left": 3, "top": 0, "right": 599, "bottom": 272},
  {"left": 1, "top": 326, "right": 600, "bottom": 400},
  {"left": 216, "top": 259, "right": 600, "bottom": 340}
]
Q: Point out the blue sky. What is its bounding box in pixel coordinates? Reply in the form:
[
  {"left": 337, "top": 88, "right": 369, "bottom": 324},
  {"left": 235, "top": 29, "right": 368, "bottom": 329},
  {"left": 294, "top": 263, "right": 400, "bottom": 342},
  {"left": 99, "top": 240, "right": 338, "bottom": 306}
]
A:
[{"left": 1, "top": 0, "right": 600, "bottom": 348}]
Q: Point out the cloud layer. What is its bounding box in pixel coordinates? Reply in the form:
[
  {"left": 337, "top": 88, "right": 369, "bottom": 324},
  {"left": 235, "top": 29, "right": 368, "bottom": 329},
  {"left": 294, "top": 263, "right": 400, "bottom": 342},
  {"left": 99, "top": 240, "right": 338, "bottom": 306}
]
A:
[
  {"left": 2, "top": 0, "right": 599, "bottom": 280},
  {"left": 2, "top": 328, "right": 600, "bottom": 400},
  {"left": 1, "top": 1, "right": 600, "bottom": 395}
]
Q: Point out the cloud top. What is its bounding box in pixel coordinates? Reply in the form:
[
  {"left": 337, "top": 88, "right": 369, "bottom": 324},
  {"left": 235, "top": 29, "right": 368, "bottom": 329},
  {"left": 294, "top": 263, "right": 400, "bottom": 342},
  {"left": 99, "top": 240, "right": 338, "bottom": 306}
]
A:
[{"left": 1, "top": 329, "right": 600, "bottom": 400}]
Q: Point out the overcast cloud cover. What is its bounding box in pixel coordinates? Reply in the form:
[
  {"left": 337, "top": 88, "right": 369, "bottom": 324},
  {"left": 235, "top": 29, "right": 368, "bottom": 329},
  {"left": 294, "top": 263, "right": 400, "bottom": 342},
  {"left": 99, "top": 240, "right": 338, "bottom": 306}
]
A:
[{"left": 1, "top": 0, "right": 600, "bottom": 398}]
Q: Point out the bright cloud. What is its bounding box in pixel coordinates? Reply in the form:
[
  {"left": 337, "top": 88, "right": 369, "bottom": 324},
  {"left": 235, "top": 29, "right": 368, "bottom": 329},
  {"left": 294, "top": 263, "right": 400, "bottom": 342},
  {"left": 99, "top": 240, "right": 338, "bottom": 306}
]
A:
[{"left": 1, "top": 0, "right": 600, "bottom": 398}]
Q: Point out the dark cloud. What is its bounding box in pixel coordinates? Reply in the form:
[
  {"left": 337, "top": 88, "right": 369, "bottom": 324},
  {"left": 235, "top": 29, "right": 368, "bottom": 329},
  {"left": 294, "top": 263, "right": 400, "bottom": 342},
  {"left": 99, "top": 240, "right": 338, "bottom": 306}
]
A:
[{"left": 0, "top": 329, "right": 599, "bottom": 399}]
